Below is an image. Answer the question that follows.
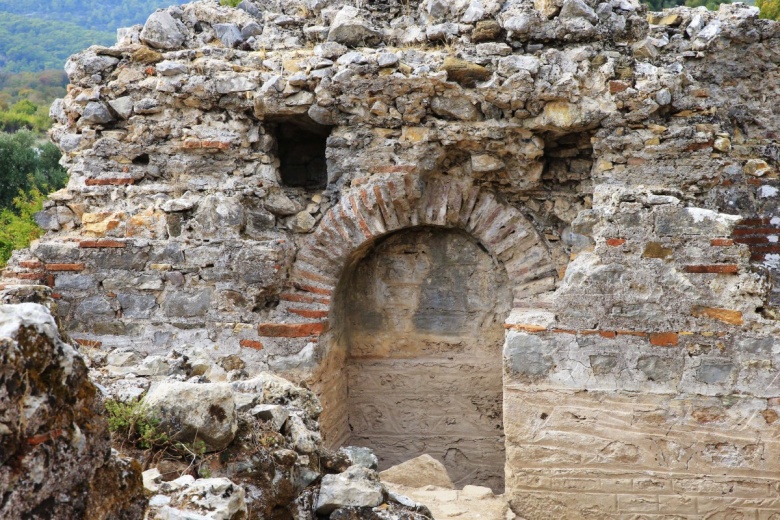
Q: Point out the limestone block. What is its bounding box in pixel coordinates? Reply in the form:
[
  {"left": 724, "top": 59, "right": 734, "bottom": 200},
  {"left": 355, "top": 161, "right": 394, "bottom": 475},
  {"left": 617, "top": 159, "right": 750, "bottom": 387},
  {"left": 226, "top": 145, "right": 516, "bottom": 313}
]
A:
[
  {"left": 81, "top": 102, "right": 115, "bottom": 124},
  {"left": 284, "top": 413, "right": 322, "bottom": 454},
  {"left": 471, "top": 154, "right": 505, "bottom": 173},
  {"left": 535, "top": 0, "right": 562, "bottom": 19},
  {"left": 213, "top": 23, "right": 244, "bottom": 48},
  {"left": 559, "top": 0, "right": 598, "bottom": 23},
  {"left": 498, "top": 55, "right": 541, "bottom": 75},
  {"left": 379, "top": 455, "right": 454, "bottom": 489},
  {"left": 504, "top": 331, "right": 555, "bottom": 381},
  {"left": 250, "top": 404, "right": 289, "bottom": 431},
  {"left": 193, "top": 194, "right": 244, "bottom": 237},
  {"left": 0, "top": 304, "right": 146, "bottom": 519},
  {"left": 440, "top": 56, "right": 491, "bottom": 87},
  {"left": 654, "top": 206, "right": 741, "bottom": 237},
  {"left": 108, "top": 96, "right": 134, "bottom": 119},
  {"left": 316, "top": 466, "right": 385, "bottom": 514},
  {"left": 431, "top": 95, "right": 481, "bottom": 121},
  {"left": 339, "top": 446, "right": 379, "bottom": 470},
  {"left": 264, "top": 191, "right": 300, "bottom": 216},
  {"left": 327, "top": 6, "right": 382, "bottom": 47},
  {"left": 140, "top": 11, "right": 186, "bottom": 50},
  {"left": 162, "top": 288, "right": 213, "bottom": 318},
  {"left": 147, "top": 477, "right": 247, "bottom": 520},
  {"left": 144, "top": 382, "right": 238, "bottom": 452}
]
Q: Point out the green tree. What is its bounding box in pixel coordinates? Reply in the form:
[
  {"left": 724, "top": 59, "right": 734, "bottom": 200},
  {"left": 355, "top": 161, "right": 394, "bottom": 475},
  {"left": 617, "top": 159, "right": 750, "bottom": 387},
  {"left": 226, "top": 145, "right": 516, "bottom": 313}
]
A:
[
  {"left": 0, "top": 187, "right": 46, "bottom": 265},
  {"left": 0, "top": 131, "right": 67, "bottom": 210},
  {"left": 757, "top": 0, "right": 780, "bottom": 19},
  {"left": 0, "top": 132, "right": 40, "bottom": 209},
  {"left": 0, "top": 132, "right": 68, "bottom": 266}
]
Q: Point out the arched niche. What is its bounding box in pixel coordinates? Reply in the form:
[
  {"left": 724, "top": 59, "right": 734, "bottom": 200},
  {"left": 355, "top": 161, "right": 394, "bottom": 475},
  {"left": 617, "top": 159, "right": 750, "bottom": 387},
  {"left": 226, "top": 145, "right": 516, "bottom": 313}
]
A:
[{"left": 331, "top": 226, "right": 512, "bottom": 490}]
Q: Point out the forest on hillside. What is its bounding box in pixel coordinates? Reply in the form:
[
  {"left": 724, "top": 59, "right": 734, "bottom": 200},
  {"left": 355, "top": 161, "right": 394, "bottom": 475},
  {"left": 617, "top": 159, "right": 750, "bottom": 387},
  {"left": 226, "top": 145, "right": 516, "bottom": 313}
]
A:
[
  {"left": 0, "top": 0, "right": 184, "bottom": 33},
  {"left": 0, "top": 0, "right": 182, "bottom": 72},
  {"left": 0, "top": 14, "right": 114, "bottom": 73}
]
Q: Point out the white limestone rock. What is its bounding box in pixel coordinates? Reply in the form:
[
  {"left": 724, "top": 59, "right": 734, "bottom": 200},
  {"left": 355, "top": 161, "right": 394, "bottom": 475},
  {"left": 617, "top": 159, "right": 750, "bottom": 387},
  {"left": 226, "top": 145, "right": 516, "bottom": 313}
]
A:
[
  {"left": 339, "top": 446, "right": 379, "bottom": 470},
  {"left": 315, "top": 466, "right": 385, "bottom": 514},
  {"left": 140, "top": 11, "right": 186, "bottom": 50},
  {"left": 143, "top": 382, "right": 238, "bottom": 452}
]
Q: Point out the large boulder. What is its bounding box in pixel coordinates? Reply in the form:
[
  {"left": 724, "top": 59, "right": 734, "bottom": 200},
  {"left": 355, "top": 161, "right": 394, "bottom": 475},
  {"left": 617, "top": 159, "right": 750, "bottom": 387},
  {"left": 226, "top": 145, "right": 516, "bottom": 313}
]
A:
[
  {"left": 379, "top": 454, "right": 454, "bottom": 489},
  {"left": 0, "top": 303, "right": 146, "bottom": 519},
  {"left": 143, "top": 381, "right": 238, "bottom": 451}
]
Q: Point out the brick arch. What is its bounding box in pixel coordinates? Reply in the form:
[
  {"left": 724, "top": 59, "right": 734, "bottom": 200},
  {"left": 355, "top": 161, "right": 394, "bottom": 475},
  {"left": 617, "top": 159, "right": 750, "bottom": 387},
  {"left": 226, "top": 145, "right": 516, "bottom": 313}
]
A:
[{"left": 262, "top": 174, "right": 556, "bottom": 342}]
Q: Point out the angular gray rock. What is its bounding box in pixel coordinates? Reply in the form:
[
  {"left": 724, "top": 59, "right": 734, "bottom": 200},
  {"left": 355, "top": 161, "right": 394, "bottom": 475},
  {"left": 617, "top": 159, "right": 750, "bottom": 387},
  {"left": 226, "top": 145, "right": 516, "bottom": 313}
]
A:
[
  {"left": 213, "top": 23, "right": 244, "bottom": 48},
  {"left": 108, "top": 96, "right": 134, "bottom": 119},
  {"left": 140, "top": 11, "right": 186, "bottom": 50},
  {"left": 316, "top": 465, "right": 385, "bottom": 514},
  {"left": 339, "top": 446, "right": 379, "bottom": 470},
  {"left": 327, "top": 6, "right": 382, "bottom": 47},
  {"left": 559, "top": 0, "right": 598, "bottom": 23},
  {"left": 431, "top": 96, "right": 481, "bottom": 121},
  {"left": 81, "top": 101, "right": 114, "bottom": 124}
]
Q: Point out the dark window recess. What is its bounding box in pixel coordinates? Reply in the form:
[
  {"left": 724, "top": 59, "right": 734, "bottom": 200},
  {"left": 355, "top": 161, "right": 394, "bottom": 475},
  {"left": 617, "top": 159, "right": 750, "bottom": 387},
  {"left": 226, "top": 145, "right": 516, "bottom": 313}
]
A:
[
  {"left": 275, "top": 120, "right": 330, "bottom": 189},
  {"left": 132, "top": 153, "right": 150, "bottom": 165}
]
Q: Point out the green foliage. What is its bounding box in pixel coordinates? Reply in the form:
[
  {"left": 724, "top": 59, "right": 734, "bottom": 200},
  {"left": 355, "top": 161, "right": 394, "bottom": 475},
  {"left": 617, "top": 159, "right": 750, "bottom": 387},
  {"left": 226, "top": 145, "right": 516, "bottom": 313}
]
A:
[
  {"left": 0, "top": 131, "right": 68, "bottom": 267},
  {"left": 0, "top": 188, "right": 46, "bottom": 266},
  {"left": 0, "top": 13, "right": 114, "bottom": 73},
  {"left": 0, "top": 71, "right": 68, "bottom": 132},
  {"left": 105, "top": 398, "right": 171, "bottom": 450},
  {"left": 0, "top": 131, "right": 68, "bottom": 210},
  {"left": 643, "top": 0, "right": 684, "bottom": 10},
  {"left": 106, "top": 398, "right": 216, "bottom": 478},
  {"left": 757, "top": 0, "right": 780, "bottom": 19},
  {"left": 683, "top": 0, "right": 732, "bottom": 10},
  {"left": 0, "top": 0, "right": 184, "bottom": 33},
  {"left": 0, "top": 100, "right": 53, "bottom": 133},
  {"left": 220, "top": 0, "right": 242, "bottom": 7}
]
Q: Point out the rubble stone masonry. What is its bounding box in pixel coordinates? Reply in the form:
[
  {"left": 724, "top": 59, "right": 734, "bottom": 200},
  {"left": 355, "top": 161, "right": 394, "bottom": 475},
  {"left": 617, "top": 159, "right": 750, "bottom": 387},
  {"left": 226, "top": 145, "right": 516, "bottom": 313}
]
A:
[{"left": 5, "top": 0, "right": 780, "bottom": 516}]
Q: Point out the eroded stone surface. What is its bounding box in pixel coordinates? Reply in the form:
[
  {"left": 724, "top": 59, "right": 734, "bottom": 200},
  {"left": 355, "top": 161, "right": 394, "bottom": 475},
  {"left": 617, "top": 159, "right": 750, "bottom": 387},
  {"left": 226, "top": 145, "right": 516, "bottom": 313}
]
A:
[{"left": 0, "top": 302, "right": 146, "bottom": 520}]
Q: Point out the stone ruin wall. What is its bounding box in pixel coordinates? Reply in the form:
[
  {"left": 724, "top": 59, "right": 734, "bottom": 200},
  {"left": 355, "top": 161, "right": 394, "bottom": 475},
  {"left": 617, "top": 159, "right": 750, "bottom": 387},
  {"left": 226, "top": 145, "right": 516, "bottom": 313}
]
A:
[{"left": 4, "top": 0, "right": 780, "bottom": 516}]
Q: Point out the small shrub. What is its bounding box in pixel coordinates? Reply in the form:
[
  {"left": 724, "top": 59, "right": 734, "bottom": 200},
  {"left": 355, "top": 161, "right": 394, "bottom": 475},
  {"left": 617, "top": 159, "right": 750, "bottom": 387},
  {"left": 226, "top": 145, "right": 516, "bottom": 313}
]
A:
[
  {"left": 220, "top": 0, "right": 242, "bottom": 7},
  {"left": 106, "top": 399, "right": 218, "bottom": 477},
  {"left": 105, "top": 398, "right": 170, "bottom": 450}
]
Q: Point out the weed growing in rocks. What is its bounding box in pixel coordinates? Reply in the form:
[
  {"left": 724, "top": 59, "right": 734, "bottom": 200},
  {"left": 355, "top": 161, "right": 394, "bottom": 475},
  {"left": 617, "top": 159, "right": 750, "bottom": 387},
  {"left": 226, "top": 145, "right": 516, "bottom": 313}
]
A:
[{"left": 105, "top": 398, "right": 169, "bottom": 450}]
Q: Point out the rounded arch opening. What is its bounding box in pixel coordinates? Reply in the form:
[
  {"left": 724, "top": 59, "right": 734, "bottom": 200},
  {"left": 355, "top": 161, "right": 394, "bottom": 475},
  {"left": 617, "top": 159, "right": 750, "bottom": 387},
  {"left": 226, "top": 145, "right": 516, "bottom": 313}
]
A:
[{"left": 321, "top": 225, "right": 512, "bottom": 491}]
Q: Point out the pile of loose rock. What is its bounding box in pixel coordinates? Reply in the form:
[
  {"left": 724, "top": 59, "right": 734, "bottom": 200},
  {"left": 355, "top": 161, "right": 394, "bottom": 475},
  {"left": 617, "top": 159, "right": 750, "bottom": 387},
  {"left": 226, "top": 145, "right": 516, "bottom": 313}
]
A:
[{"left": 0, "top": 297, "right": 433, "bottom": 520}]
